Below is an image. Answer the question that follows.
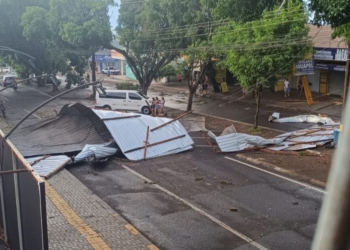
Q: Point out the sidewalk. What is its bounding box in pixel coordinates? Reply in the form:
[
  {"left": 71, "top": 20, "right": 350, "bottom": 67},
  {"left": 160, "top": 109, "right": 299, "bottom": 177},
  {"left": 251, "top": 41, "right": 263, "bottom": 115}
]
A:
[
  {"left": 27, "top": 76, "right": 344, "bottom": 118},
  {"left": 46, "top": 169, "right": 157, "bottom": 250}
]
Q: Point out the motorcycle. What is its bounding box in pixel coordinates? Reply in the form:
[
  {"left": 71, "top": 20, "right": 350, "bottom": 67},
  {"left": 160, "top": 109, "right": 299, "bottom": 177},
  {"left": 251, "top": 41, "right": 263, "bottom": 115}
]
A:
[{"left": 12, "top": 82, "right": 18, "bottom": 91}]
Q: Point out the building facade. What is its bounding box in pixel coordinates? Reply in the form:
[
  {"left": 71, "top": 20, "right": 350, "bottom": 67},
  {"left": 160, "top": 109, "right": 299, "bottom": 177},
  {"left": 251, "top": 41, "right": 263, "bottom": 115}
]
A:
[{"left": 293, "top": 25, "right": 348, "bottom": 96}]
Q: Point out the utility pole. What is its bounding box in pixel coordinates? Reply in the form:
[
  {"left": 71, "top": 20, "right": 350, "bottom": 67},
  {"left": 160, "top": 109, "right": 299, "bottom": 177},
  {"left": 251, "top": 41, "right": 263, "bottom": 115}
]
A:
[
  {"left": 342, "top": 44, "right": 350, "bottom": 121},
  {"left": 91, "top": 52, "right": 96, "bottom": 82}
]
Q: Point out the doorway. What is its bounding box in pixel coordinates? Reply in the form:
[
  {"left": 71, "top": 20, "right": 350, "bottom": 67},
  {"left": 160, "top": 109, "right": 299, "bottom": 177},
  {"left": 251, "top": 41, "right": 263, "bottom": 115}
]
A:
[{"left": 319, "top": 70, "right": 329, "bottom": 94}]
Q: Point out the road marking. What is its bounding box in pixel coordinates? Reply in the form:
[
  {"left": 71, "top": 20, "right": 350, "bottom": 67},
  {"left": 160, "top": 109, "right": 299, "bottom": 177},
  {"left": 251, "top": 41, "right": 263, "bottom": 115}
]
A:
[
  {"left": 23, "top": 109, "right": 42, "bottom": 120},
  {"left": 147, "top": 244, "right": 160, "bottom": 250},
  {"left": 121, "top": 164, "right": 269, "bottom": 250},
  {"left": 45, "top": 181, "right": 112, "bottom": 250},
  {"left": 125, "top": 224, "right": 140, "bottom": 235},
  {"left": 225, "top": 156, "right": 325, "bottom": 194},
  {"left": 2, "top": 97, "right": 9, "bottom": 102}
]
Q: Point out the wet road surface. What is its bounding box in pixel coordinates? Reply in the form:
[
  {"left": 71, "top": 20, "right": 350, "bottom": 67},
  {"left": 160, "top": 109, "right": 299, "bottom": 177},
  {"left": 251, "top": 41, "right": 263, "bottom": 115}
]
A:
[{"left": 69, "top": 143, "right": 323, "bottom": 250}]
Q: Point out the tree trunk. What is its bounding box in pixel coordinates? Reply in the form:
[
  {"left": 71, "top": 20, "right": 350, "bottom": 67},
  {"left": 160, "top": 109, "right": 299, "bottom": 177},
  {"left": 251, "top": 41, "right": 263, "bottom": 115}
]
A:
[
  {"left": 254, "top": 90, "right": 261, "bottom": 128},
  {"left": 187, "top": 86, "right": 196, "bottom": 111},
  {"left": 91, "top": 52, "right": 96, "bottom": 99}
]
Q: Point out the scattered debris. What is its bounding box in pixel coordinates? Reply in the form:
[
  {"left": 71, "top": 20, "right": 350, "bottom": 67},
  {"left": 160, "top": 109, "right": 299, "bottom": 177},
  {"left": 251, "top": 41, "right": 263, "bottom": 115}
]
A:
[
  {"left": 73, "top": 141, "right": 118, "bottom": 163},
  {"left": 210, "top": 123, "right": 338, "bottom": 153},
  {"left": 144, "top": 181, "right": 156, "bottom": 184},
  {"left": 195, "top": 177, "right": 204, "bottom": 181},
  {"left": 221, "top": 125, "right": 237, "bottom": 136},
  {"left": 230, "top": 207, "right": 238, "bottom": 212},
  {"left": 220, "top": 180, "right": 233, "bottom": 185},
  {"left": 268, "top": 113, "right": 337, "bottom": 125}
]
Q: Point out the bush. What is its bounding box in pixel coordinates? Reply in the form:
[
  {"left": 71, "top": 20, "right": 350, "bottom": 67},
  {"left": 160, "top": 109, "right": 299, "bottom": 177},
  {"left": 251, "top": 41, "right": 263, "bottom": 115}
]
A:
[{"left": 115, "top": 82, "right": 140, "bottom": 90}]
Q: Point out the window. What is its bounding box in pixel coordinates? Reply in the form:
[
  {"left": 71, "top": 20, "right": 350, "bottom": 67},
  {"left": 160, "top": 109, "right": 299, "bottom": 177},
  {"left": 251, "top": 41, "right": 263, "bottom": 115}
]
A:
[
  {"left": 106, "top": 92, "right": 126, "bottom": 99},
  {"left": 129, "top": 93, "right": 142, "bottom": 100},
  {"left": 137, "top": 91, "right": 149, "bottom": 99}
]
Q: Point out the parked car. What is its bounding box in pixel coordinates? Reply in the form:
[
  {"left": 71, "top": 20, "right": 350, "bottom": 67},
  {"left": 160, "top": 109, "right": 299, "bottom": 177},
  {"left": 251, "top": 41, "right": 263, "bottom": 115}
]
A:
[
  {"left": 95, "top": 89, "right": 151, "bottom": 115},
  {"left": 101, "top": 67, "right": 120, "bottom": 75},
  {"left": 1, "top": 76, "right": 15, "bottom": 87}
]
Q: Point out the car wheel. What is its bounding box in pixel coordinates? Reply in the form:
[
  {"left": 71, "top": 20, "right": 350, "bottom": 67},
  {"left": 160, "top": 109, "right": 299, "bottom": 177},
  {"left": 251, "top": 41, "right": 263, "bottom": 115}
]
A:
[
  {"left": 103, "top": 105, "right": 112, "bottom": 110},
  {"left": 141, "top": 106, "right": 151, "bottom": 115}
]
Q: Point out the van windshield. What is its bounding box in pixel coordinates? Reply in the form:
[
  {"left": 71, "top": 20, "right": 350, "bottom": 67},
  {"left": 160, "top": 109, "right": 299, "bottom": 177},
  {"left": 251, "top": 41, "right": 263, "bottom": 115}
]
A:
[{"left": 137, "top": 91, "right": 149, "bottom": 99}]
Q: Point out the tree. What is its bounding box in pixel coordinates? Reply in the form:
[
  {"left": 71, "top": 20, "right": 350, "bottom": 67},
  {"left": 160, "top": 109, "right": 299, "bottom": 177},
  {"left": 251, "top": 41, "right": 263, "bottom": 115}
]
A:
[
  {"left": 159, "top": 65, "right": 177, "bottom": 83},
  {"left": 21, "top": 0, "right": 114, "bottom": 92},
  {"left": 0, "top": 0, "right": 54, "bottom": 82},
  {"left": 310, "top": 0, "right": 350, "bottom": 42},
  {"left": 109, "top": 0, "right": 206, "bottom": 94},
  {"left": 201, "top": 0, "right": 287, "bottom": 22},
  {"left": 213, "top": 1, "right": 311, "bottom": 128}
]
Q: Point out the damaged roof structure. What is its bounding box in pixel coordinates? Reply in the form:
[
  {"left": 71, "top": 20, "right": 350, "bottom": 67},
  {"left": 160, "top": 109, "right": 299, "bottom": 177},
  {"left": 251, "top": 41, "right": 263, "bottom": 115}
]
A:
[
  {"left": 10, "top": 103, "right": 112, "bottom": 157},
  {"left": 10, "top": 103, "right": 194, "bottom": 161}
]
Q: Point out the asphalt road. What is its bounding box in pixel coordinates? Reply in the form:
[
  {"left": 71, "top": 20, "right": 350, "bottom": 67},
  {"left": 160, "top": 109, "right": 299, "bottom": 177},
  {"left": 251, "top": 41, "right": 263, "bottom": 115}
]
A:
[
  {"left": 1, "top": 81, "right": 324, "bottom": 249},
  {"left": 68, "top": 143, "right": 323, "bottom": 250}
]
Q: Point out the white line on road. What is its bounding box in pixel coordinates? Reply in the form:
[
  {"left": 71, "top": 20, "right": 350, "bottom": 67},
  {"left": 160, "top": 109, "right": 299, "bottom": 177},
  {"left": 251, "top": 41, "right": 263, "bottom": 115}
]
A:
[
  {"left": 225, "top": 156, "right": 325, "bottom": 194},
  {"left": 23, "top": 109, "right": 42, "bottom": 120},
  {"left": 2, "top": 97, "right": 9, "bottom": 102},
  {"left": 121, "top": 164, "right": 269, "bottom": 250}
]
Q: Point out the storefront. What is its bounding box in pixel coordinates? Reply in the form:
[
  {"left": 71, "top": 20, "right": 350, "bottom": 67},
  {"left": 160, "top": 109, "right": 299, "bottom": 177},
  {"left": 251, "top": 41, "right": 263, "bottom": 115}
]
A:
[
  {"left": 308, "top": 48, "right": 347, "bottom": 96},
  {"left": 292, "top": 47, "right": 348, "bottom": 96},
  {"left": 89, "top": 52, "right": 120, "bottom": 73}
]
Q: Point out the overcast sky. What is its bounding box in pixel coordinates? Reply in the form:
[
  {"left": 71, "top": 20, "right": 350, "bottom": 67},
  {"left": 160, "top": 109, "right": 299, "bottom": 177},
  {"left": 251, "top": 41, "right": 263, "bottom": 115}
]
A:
[{"left": 109, "top": 0, "right": 120, "bottom": 30}]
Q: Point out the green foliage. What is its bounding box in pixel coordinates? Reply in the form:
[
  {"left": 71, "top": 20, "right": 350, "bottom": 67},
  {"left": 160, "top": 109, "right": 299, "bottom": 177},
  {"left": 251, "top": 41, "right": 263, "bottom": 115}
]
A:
[
  {"left": 115, "top": 82, "right": 140, "bottom": 90},
  {"left": 310, "top": 0, "right": 350, "bottom": 42},
  {"left": 201, "top": 0, "right": 286, "bottom": 22},
  {"left": 159, "top": 65, "right": 177, "bottom": 81},
  {"left": 310, "top": 0, "right": 350, "bottom": 28},
  {"left": 114, "top": 0, "right": 209, "bottom": 94},
  {"left": 213, "top": 2, "right": 311, "bottom": 90}
]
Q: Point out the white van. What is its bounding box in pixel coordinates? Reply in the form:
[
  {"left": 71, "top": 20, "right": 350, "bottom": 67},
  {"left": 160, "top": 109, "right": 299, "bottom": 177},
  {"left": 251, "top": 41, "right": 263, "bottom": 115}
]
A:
[{"left": 95, "top": 89, "right": 152, "bottom": 115}]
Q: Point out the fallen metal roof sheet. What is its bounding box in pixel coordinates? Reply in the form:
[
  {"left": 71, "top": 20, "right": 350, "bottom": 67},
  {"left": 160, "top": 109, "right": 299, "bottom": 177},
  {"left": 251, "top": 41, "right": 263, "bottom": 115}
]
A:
[
  {"left": 26, "top": 155, "right": 71, "bottom": 178},
  {"left": 215, "top": 133, "right": 285, "bottom": 153},
  {"left": 9, "top": 103, "right": 112, "bottom": 157},
  {"left": 93, "top": 110, "right": 194, "bottom": 161},
  {"left": 271, "top": 114, "right": 337, "bottom": 125}
]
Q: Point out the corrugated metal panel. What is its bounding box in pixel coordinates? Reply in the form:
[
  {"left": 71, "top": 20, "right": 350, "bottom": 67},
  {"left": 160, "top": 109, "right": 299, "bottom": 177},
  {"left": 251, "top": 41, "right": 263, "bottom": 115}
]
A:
[
  {"left": 9, "top": 103, "right": 112, "bottom": 157},
  {"left": 26, "top": 155, "right": 71, "bottom": 178},
  {"left": 215, "top": 133, "right": 285, "bottom": 153},
  {"left": 74, "top": 142, "right": 118, "bottom": 163},
  {"left": 273, "top": 115, "right": 336, "bottom": 125},
  {"left": 93, "top": 110, "right": 194, "bottom": 161}
]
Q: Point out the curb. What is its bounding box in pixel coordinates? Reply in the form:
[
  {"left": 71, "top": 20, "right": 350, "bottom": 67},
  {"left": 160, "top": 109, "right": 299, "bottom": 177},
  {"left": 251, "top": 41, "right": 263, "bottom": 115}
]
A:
[{"left": 235, "top": 154, "right": 326, "bottom": 188}]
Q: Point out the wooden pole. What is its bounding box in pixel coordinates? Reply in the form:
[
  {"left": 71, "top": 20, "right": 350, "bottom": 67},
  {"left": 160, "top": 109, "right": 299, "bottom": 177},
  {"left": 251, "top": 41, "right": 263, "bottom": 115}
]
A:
[
  {"left": 143, "top": 126, "right": 150, "bottom": 160},
  {"left": 101, "top": 115, "right": 141, "bottom": 121},
  {"left": 124, "top": 134, "right": 186, "bottom": 154},
  {"left": 151, "top": 110, "right": 193, "bottom": 132},
  {"left": 0, "top": 169, "right": 31, "bottom": 176}
]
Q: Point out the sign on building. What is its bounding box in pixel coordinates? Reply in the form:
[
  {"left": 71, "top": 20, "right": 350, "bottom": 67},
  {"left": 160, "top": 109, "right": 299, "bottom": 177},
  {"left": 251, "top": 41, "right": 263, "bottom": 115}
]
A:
[
  {"left": 295, "top": 60, "right": 314, "bottom": 76},
  {"left": 314, "top": 63, "right": 346, "bottom": 72},
  {"left": 313, "top": 48, "right": 348, "bottom": 61}
]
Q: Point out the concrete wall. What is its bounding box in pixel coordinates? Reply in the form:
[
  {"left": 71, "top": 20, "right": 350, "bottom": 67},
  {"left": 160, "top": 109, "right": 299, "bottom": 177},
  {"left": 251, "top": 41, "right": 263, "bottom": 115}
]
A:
[{"left": 125, "top": 63, "right": 137, "bottom": 80}]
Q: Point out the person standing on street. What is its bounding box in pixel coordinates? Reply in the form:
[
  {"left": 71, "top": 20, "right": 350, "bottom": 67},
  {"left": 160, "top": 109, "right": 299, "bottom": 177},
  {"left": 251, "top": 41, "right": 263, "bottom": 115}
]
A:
[
  {"left": 107, "top": 69, "right": 111, "bottom": 77},
  {"left": 284, "top": 78, "right": 290, "bottom": 97}
]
